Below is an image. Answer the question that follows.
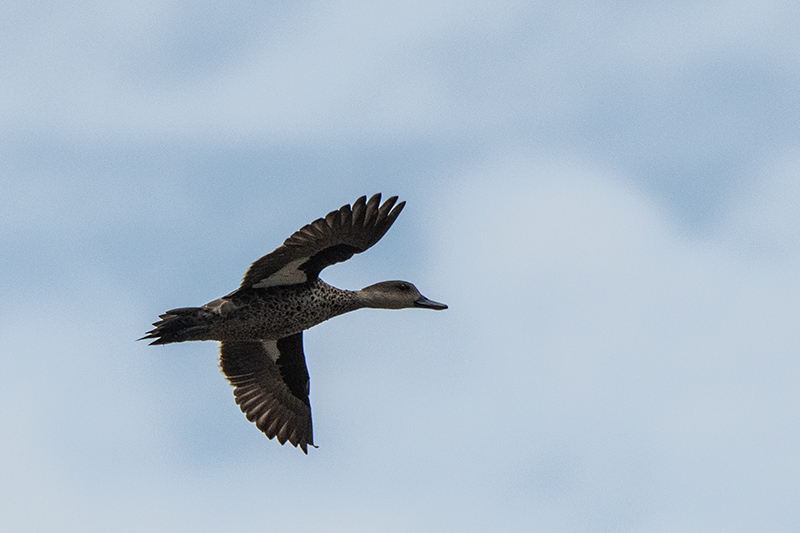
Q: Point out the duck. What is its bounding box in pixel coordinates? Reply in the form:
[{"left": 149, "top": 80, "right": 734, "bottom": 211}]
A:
[{"left": 141, "top": 194, "right": 447, "bottom": 453}]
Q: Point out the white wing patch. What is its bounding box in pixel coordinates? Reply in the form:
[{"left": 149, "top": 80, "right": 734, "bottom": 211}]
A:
[
  {"left": 261, "top": 340, "right": 281, "bottom": 363},
  {"left": 252, "top": 258, "right": 308, "bottom": 288}
]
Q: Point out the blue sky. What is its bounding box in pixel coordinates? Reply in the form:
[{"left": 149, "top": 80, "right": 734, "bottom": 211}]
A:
[{"left": 2, "top": 1, "right": 800, "bottom": 531}]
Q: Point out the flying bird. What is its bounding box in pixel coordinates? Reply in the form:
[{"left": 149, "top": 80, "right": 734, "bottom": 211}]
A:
[{"left": 141, "top": 194, "right": 447, "bottom": 453}]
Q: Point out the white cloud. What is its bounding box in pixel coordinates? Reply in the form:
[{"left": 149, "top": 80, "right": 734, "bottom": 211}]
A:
[
  {"left": 421, "top": 150, "right": 800, "bottom": 529},
  {"left": 5, "top": 1, "right": 798, "bottom": 145},
  {"left": 608, "top": 0, "right": 800, "bottom": 70},
  {"left": 723, "top": 145, "right": 800, "bottom": 259}
]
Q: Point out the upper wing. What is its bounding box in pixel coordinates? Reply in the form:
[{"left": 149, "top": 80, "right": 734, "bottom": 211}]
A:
[
  {"left": 239, "top": 194, "right": 405, "bottom": 289},
  {"left": 219, "top": 334, "right": 314, "bottom": 453}
]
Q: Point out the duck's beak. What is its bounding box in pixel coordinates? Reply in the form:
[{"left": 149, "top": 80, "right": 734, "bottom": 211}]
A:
[{"left": 414, "top": 294, "right": 448, "bottom": 310}]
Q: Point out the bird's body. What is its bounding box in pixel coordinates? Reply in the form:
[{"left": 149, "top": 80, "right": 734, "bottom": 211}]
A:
[
  {"left": 159, "top": 280, "right": 359, "bottom": 343},
  {"left": 142, "top": 194, "right": 446, "bottom": 453}
]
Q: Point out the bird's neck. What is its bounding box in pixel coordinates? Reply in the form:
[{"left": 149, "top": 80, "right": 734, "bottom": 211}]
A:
[{"left": 311, "top": 280, "right": 363, "bottom": 317}]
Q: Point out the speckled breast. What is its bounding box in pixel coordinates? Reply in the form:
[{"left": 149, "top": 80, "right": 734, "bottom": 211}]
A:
[{"left": 209, "top": 280, "right": 358, "bottom": 341}]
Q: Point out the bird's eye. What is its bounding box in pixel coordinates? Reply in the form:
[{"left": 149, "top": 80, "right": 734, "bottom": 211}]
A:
[{"left": 398, "top": 283, "right": 409, "bottom": 291}]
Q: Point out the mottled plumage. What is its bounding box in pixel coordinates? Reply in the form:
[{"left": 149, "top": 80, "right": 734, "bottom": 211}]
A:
[{"left": 141, "top": 194, "right": 447, "bottom": 453}]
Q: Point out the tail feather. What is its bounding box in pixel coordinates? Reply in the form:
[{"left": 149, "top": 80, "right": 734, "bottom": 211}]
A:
[{"left": 140, "top": 307, "right": 212, "bottom": 345}]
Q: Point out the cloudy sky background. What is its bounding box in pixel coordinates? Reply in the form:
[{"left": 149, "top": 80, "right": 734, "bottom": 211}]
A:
[{"left": 2, "top": 1, "right": 800, "bottom": 531}]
